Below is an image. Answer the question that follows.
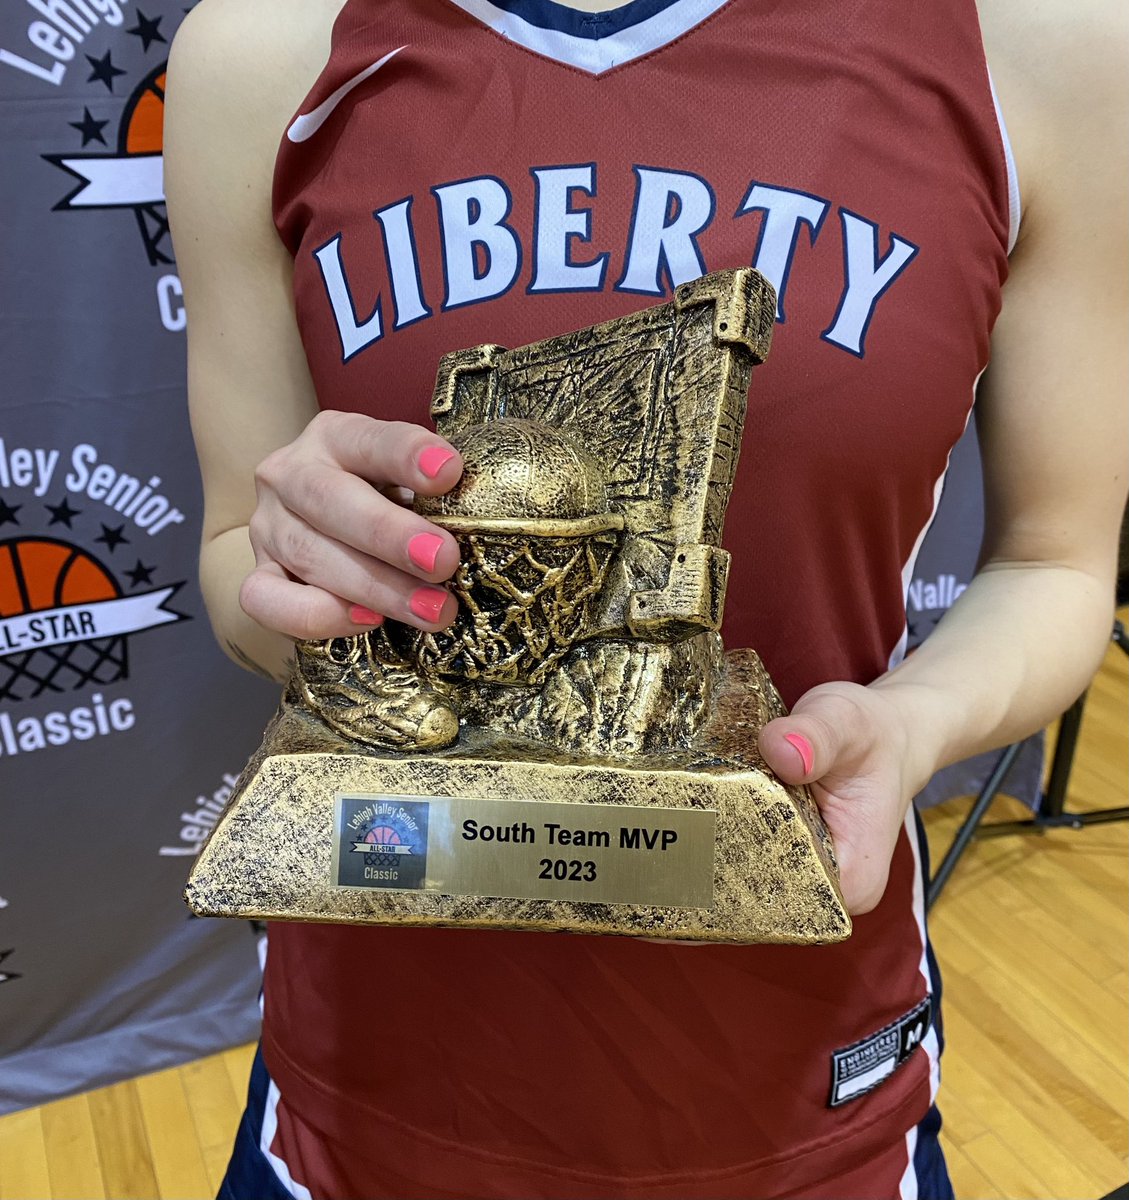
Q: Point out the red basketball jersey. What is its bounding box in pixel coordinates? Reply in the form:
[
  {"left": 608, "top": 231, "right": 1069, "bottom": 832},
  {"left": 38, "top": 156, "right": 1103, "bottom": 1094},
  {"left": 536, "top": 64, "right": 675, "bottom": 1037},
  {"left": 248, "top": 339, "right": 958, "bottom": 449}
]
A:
[{"left": 263, "top": 0, "right": 1013, "bottom": 1194}]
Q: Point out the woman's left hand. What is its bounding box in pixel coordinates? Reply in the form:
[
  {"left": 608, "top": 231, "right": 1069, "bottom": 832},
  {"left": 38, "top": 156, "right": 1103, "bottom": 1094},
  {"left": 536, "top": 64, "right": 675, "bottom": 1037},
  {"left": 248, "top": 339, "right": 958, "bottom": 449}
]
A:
[{"left": 758, "top": 681, "right": 934, "bottom": 914}]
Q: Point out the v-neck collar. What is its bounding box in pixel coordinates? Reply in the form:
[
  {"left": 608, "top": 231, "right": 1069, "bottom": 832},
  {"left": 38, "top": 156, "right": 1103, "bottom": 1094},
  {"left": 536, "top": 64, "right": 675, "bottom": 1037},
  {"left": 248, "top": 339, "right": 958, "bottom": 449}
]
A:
[{"left": 443, "top": 0, "right": 732, "bottom": 75}]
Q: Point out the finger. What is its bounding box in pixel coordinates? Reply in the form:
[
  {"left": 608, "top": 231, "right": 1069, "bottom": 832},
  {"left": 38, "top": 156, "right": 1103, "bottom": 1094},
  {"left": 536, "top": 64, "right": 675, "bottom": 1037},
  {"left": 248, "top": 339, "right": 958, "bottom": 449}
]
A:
[
  {"left": 310, "top": 413, "right": 463, "bottom": 496},
  {"left": 757, "top": 686, "right": 869, "bottom": 785},
  {"left": 257, "top": 511, "right": 459, "bottom": 632},
  {"left": 271, "top": 464, "right": 461, "bottom": 583},
  {"left": 239, "top": 561, "right": 386, "bottom": 641}
]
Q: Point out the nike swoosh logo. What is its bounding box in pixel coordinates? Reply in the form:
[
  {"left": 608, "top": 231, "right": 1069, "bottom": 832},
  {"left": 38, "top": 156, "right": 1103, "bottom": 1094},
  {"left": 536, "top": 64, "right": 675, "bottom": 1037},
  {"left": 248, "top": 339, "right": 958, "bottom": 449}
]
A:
[{"left": 287, "top": 45, "right": 407, "bottom": 144}]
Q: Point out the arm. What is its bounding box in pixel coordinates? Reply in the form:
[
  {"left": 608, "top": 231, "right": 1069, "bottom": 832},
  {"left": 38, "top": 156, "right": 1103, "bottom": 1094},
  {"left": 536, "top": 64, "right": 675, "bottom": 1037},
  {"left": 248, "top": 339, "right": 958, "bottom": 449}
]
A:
[
  {"left": 165, "top": 0, "right": 462, "bottom": 684},
  {"left": 759, "top": 0, "right": 1128, "bottom": 912}
]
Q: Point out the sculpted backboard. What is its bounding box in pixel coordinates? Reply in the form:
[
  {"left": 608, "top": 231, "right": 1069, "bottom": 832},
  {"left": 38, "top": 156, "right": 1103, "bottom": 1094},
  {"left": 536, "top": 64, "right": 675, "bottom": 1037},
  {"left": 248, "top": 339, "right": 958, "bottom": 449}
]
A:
[{"left": 186, "top": 269, "right": 851, "bottom": 944}]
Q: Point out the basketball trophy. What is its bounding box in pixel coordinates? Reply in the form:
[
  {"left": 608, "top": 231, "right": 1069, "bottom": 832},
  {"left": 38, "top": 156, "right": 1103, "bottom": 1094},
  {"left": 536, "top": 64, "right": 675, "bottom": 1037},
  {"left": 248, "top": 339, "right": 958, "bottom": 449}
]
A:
[{"left": 186, "top": 269, "right": 850, "bottom": 944}]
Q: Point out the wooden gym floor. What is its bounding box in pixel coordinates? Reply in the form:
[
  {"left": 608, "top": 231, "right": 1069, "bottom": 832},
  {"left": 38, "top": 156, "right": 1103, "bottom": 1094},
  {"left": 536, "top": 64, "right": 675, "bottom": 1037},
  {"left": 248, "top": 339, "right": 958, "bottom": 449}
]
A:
[{"left": 0, "top": 623, "right": 1125, "bottom": 1200}]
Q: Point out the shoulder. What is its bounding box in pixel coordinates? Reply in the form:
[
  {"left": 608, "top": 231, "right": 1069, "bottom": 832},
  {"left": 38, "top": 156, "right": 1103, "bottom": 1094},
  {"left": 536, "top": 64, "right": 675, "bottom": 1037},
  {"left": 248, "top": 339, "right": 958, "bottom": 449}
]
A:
[
  {"left": 171, "top": 0, "right": 342, "bottom": 83},
  {"left": 977, "top": 0, "right": 1127, "bottom": 246},
  {"left": 166, "top": 0, "right": 343, "bottom": 173},
  {"left": 165, "top": 0, "right": 344, "bottom": 256}
]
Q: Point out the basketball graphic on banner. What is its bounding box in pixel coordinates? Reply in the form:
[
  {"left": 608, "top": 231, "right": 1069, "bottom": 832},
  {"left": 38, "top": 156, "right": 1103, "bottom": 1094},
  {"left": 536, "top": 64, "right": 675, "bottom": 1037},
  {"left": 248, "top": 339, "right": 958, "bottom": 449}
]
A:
[
  {"left": 44, "top": 63, "right": 172, "bottom": 265},
  {"left": 0, "top": 537, "right": 128, "bottom": 702},
  {"left": 122, "top": 68, "right": 165, "bottom": 155}
]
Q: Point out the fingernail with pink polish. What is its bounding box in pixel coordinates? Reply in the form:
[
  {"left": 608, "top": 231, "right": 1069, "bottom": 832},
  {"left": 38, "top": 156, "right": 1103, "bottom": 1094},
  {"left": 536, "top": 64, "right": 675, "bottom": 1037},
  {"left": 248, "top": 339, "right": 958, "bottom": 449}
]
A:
[
  {"left": 408, "top": 532, "right": 444, "bottom": 573},
  {"left": 784, "top": 732, "right": 814, "bottom": 776},
  {"left": 409, "top": 586, "right": 448, "bottom": 624},
  {"left": 349, "top": 605, "right": 384, "bottom": 626},
  {"left": 418, "top": 446, "right": 456, "bottom": 479}
]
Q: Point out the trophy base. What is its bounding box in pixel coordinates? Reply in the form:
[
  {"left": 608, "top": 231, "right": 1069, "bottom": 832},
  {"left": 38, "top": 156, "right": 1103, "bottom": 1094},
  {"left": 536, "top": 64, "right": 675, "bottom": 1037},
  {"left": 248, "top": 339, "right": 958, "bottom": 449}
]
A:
[{"left": 186, "top": 651, "right": 850, "bottom": 945}]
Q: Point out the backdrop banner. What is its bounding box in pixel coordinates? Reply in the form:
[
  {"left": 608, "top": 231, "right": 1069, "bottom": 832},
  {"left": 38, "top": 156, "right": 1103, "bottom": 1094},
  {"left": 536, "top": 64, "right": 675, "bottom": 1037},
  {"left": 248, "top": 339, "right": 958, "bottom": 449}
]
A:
[
  {"left": 0, "top": 0, "right": 276, "bottom": 1114},
  {"left": 0, "top": 0, "right": 1037, "bottom": 1114}
]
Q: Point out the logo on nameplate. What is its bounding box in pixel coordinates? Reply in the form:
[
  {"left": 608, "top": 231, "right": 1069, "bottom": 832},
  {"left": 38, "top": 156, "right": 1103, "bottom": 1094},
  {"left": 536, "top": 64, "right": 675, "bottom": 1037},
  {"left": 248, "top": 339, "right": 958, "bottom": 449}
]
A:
[{"left": 335, "top": 796, "right": 430, "bottom": 890}]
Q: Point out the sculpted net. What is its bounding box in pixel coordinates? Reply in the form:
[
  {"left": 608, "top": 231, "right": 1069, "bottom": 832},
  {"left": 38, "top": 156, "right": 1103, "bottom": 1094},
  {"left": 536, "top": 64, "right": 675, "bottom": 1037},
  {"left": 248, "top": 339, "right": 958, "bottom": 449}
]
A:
[{"left": 409, "top": 532, "right": 618, "bottom": 684}]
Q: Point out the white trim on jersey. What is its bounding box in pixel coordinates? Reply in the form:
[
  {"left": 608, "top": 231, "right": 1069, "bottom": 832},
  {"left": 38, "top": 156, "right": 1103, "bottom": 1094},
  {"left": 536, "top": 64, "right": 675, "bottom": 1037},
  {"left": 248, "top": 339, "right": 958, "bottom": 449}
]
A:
[
  {"left": 253, "top": 929, "right": 309, "bottom": 1199},
  {"left": 444, "top": 0, "right": 732, "bottom": 74},
  {"left": 260, "top": 1079, "right": 314, "bottom": 1200},
  {"left": 987, "top": 70, "right": 1022, "bottom": 256},
  {"left": 886, "top": 377, "right": 980, "bottom": 672},
  {"left": 898, "top": 1123, "right": 921, "bottom": 1200},
  {"left": 905, "top": 806, "right": 942, "bottom": 1107}
]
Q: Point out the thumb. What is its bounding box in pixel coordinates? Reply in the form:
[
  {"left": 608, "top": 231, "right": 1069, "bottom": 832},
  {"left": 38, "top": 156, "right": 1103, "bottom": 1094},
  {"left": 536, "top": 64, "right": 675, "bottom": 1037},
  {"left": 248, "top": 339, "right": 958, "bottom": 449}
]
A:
[{"left": 758, "top": 685, "right": 865, "bottom": 785}]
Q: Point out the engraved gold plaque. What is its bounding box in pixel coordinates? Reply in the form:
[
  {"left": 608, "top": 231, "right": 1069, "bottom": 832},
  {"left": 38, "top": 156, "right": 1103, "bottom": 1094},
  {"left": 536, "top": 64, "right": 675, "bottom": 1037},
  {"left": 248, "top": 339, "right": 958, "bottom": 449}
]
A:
[
  {"left": 330, "top": 794, "right": 717, "bottom": 908},
  {"left": 186, "top": 269, "right": 851, "bottom": 944}
]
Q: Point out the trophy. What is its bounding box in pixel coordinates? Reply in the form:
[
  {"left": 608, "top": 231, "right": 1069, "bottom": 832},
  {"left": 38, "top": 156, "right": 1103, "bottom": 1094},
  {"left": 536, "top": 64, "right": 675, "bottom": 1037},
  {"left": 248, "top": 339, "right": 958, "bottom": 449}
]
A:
[{"left": 186, "top": 269, "right": 850, "bottom": 944}]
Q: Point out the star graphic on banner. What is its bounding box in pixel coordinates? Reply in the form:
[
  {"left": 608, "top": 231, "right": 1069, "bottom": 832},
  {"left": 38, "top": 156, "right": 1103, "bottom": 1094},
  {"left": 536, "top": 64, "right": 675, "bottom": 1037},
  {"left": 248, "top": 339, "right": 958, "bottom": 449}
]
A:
[
  {"left": 0, "top": 949, "right": 20, "bottom": 986},
  {"left": 126, "top": 11, "right": 166, "bottom": 52},
  {"left": 69, "top": 107, "right": 109, "bottom": 147},
  {"left": 86, "top": 50, "right": 126, "bottom": 92},
  {"left": 95, "top": 523, "right": 130, "bottom": 552},
  {"left": 0, "top": 497, "right": 21, "bottom": 526},
  {"left": 126, "top": 560, "right": 155, "bottom": 587},
  {"left": 45, "top": 496, "right": 82, "bottom": 527}
]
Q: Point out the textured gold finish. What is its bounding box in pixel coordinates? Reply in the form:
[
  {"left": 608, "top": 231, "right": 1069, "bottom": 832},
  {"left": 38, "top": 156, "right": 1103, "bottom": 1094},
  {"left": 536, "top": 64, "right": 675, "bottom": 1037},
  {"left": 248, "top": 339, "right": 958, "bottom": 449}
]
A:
[{"left": 186, "top": 269, "right": 851, "bottom": 943}]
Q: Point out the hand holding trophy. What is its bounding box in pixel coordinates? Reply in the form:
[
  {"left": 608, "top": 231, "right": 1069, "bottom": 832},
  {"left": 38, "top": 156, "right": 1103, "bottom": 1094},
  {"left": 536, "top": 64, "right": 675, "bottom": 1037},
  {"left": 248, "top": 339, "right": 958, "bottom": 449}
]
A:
[{"left": 187, "top": 268, "right": 850, "bottom": 945}]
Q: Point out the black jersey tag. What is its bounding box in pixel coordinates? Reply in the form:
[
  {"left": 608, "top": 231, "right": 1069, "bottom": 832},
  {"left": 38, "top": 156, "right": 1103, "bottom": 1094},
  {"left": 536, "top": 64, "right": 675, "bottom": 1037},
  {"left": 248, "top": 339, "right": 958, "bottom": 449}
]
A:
[{"left": 828, "top": 996, "right": 932, "bottom": 1108}]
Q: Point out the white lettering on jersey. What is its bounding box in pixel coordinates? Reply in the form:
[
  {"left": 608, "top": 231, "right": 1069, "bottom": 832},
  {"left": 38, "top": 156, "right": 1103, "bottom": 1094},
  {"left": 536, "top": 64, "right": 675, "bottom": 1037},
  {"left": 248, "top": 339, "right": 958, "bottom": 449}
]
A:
[
  {"left": 312, "top": 167, "right": 919, "bottom": 365},
  {"left": 314, "top": 235, "right": 383, "bottom": 362},
  {"left": 375, "top": 198, "right": 431, "bottom": 328},
  {"left": 434, "top": 176, "right": 521, "bottom": 310},
  {"left": 738, "top": 182, "right": 830, "bottom": 322},
  {"left": 822, "top": 211, "right": 919, "bottom": 357},
  {"left": 528, "top": 164, "right": 608, "bottom": 293},
  {"left": 617, "top": 167, "right": 715, "bottom": 295}
]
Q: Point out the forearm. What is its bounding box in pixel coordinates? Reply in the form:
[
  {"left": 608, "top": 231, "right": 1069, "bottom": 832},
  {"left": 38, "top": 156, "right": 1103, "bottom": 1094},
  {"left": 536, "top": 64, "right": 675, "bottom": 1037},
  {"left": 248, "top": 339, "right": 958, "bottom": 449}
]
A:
[
  {"left": 200, "top": 526, "right": 296, "bottom": 684},
  {"left": 872, "top": 557, "right": 1116, "bottom": 791}
]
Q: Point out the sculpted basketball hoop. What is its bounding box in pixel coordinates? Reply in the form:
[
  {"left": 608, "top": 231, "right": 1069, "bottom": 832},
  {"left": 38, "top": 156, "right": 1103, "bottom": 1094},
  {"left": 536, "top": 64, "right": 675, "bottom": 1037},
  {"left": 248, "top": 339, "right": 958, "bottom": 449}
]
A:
[{"left": 186, "top": 269, "right": 851, "bottom": 944}]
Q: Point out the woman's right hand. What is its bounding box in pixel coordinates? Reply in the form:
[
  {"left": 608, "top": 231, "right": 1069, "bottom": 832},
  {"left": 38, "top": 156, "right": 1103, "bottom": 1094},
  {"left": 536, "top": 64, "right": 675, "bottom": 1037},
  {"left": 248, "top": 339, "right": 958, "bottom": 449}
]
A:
[{"left": 240, "top": 411, "right": 465, "bottom": 641}]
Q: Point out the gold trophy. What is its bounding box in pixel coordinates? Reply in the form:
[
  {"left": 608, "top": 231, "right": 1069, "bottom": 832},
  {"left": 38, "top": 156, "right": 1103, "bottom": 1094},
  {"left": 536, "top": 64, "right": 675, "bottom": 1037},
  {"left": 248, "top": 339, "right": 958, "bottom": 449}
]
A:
[{"left": 186, "top": 269, "right": 850, "bottom": 944}]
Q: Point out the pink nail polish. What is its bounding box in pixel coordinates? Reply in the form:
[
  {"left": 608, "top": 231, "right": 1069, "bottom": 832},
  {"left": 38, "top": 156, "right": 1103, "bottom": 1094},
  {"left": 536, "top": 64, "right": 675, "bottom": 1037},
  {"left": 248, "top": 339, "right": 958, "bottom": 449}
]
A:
[
  {"left": 418, "top": 446, "right": 456, "bottom": 479},
  {"left": 409, "top": 586, "right": 448, "bottom": 623},
  {"left": 349, "top": 604, "right": 384, "bottom": 626},
  {"left": 784, "top": 732, "right": 815, "bottom": 776},
  {"left": 408, "top": 532, "right": 444, "bottom": 573}
]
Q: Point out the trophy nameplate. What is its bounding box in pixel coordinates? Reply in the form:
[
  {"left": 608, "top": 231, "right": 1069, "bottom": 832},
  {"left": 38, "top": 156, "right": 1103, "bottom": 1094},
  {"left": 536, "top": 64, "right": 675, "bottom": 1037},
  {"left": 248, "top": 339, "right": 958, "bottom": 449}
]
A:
[{"left": 186, "top": 269, "right": 851, "bottom": 944}]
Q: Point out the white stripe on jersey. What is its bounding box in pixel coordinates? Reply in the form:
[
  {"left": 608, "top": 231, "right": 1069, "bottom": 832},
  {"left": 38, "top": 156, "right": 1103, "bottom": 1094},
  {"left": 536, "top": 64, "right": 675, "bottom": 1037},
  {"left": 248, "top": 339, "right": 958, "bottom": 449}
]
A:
[
  {"left": 905, "top": 807, "right": 942, "bottom": 1106},
  {"left": 254, "top": 929, "right": 309, "bottom": 1199},
  {"left": 886, "top": 378, "right": 980, "bottom": 673},
  {"left": 261, "top": 1079, "right": 313, "bottom": 1200},
  {"left": 444, "top": 0, "right": 731, "bottom": 74},
  {"left": 987, "top": 70, "right": 1022, "bottom": 255},
  {"left": 898, "top": 1123, "right": 921, "bottom": 1200}
]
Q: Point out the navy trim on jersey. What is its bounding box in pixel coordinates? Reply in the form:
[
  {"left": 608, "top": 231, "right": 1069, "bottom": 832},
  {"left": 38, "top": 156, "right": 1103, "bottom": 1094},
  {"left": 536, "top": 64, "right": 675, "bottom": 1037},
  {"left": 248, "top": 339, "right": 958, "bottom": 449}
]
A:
[
  {"left": 218, "top": 1048, "right": 298, "bottom": 1200},
  {"left": 912, "top": 1104, "right": 956, "bottom": 1200},
  {"left": 443, "top": 0, "right": 734, "bottom": 75},
  {"left": 486, "top": 0, "right": 683, "bottom": 39}
]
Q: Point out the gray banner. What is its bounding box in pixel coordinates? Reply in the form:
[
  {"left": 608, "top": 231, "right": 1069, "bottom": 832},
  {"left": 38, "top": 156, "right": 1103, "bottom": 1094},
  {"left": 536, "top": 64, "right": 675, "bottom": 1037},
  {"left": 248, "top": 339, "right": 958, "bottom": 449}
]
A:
[{"left": 0, "top": 0, "right": 276, "bottom": 1114}]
